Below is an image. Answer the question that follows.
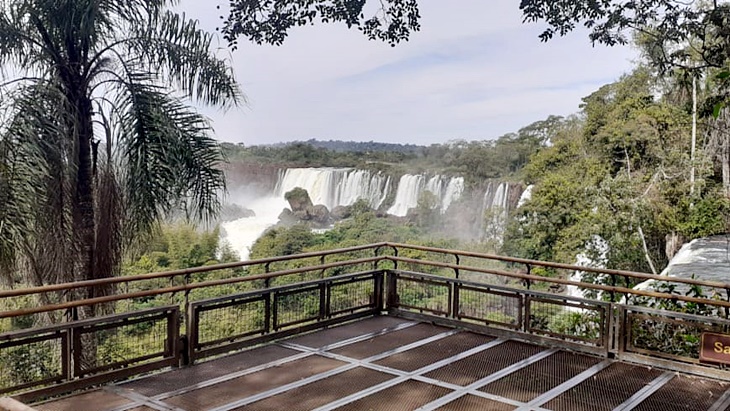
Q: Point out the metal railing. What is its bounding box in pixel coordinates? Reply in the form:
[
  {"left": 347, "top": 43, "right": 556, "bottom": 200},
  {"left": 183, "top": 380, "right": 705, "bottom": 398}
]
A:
[{"left": 3, "top": 242, "right": 730, "bottom": 400}]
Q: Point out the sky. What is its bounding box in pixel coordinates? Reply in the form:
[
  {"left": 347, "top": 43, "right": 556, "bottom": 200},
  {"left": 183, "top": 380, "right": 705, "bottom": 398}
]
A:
[{"left": 178, "top": 0, "right": 638, "bottom": 146}]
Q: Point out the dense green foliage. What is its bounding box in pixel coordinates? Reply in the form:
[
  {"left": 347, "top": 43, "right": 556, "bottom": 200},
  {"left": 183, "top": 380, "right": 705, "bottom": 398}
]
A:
[
  {"left": 124, "top": 224, "right": 238, "bottom": 276},
  {"left": 221, "top": 0, "right": 421, "bottom": 47},
  {"left": 505, "top": 68, "right": 730, "bottom": 274}
]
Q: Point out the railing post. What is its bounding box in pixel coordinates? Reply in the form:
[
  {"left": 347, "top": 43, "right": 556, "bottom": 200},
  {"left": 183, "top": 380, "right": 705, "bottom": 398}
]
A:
[
  {"left": 391, "top": 246, "right": 398, "bottom": 270},
  {"left": 523, "top": 264, "right": 531, "bottom": 290},
  {"left": 522, "top": 295, "right": 531, "bottom": 333},
  {"left": 609, "top": 274, "right": 617, "bottom": 303},
  {"left": 320, "top": 255, "right": 327, "bottom": 279},
  {"left": 264, "top": 263, "right": 272, "bottom": 289},
  {"left": 62, "top": 330, "right": 72, "bottom": 381},
  {"left": 264, "top": 291, "right": 271, "bottom": 333},
  {"left": 373, "top": 246, "right": 382, "bottom": 271},
  {"left": 272, "top": 291, "right": 279, "bottom": 331},
  {"left": 72, "top": 325, "right": 82, "bottom": 378},
  {"left": 319, "top": 282, "right": 327, "bottom": 320},
  {"left": 167, "top": 308, "right": 181, "bottom": 368},
  {"left": 386, "top": 271, "right": 398, "bottom": 310},
  {"left": 186, "top": 303, "right": 197, "bottom": 366},
  {"left": 184, "top": 273, "right": 191, "bottom": 309},
  {"left": 451, "top": 282, "right": 459, "bottom": 319},
  {"left": 374, "top": 271, "right": 385, "bottom": 312},
  {"left": 453, "top": 255, "right": 460, "bottom": 279}
]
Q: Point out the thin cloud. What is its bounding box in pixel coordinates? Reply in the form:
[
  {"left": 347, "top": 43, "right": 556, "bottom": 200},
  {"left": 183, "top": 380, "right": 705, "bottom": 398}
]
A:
[{"left": 180, "top": 0, "right": 637, "bottom": 145}]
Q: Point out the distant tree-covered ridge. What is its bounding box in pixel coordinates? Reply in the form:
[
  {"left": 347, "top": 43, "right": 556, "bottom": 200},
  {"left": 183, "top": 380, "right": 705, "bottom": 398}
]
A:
[
  {"left": 292, "top": 139, "right": 424, "bottom": 153},
  {"left": 222, "top": 118, "right": 556, "bottom": 187}
]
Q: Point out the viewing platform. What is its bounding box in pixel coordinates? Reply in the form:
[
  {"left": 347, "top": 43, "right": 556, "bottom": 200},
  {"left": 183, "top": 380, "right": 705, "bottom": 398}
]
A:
[{"left": 2, "top": 243, "right": 730, "bottom": 410}]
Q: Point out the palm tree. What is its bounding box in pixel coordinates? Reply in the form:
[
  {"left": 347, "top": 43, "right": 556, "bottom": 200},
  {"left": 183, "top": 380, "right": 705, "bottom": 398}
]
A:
[{"left": 0, "top": 0, "right": 241, "bottom": 306}]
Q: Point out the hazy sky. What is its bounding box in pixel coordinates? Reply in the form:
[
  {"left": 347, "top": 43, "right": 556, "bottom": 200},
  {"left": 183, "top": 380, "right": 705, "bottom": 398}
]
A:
[{"left": 179, "top": 1, "right": 637, "bottom": 146}]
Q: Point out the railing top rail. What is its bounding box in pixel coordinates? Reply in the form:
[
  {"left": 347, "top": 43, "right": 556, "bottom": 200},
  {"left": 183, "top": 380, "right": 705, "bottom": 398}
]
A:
[
  {"left": 383, "top": 242, "right": 730, "bottom": 292},
  {"left": 389, "top": 256, "right": 730, "bottom": 309},
  {"left": 2, "top": 241, "right": 729, "bottom": 321},
  {"left": 0, "top": 256, "right": 383, "bottom": 319},
  {"left": 0, "top": 242, "right": 388, "bottom": 299},
  {"left": 393, "top": 269, "right": 611, "bottom": 308},
  {"left": 191, "top": 270, "right": 379, "bottom": 308},
  {"left": 0, "top": 305, "right": 179, "bottom": 341}
]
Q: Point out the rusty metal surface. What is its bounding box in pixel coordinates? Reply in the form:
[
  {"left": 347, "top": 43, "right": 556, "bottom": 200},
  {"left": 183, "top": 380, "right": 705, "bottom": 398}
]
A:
[
  {"left": 331, "top": 323, "right": 449, "bottom": 359},
  {"left": 425, "top": 340, "right": 541, "bottom": 386},
  {"left": 335, "top": 380, "right": 452, "bottom": 411},
  {"left": 34, "top": 390, "right": 131, "bottom": 411},
  {"left": 121, "top": 344, "right": 298, "bottom": 397},
  {"left": 542, "top": 362, "right": 663, "bottom": 411},
  {"left": 435, "top": 394, "right": 516, "bottom": 411},
  {"left": 288, "top": 316, "right": 409, "bottom": 348},
  {"left": 240, "top": 367, "right": 394, "bottom": 411},
  {"left": 375, "top": 332, "right": 494, "bottom": 372},
  {"left": 34, "top": 316, "right": 730, "bottom": 411},
  {"left": 632, "top": 374, "right": 729, "bottom": 411},
  {"left": 164, "top": 356, "right": 344, "bottom": 410},
  {"left": 479, "top": 350, "right": 603, "bottom": 402}
]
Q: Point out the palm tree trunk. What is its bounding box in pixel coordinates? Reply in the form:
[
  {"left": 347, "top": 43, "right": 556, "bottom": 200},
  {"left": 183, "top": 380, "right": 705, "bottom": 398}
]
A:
[{"left": 70, "top": 92, "right": 102, "bottom": 304}]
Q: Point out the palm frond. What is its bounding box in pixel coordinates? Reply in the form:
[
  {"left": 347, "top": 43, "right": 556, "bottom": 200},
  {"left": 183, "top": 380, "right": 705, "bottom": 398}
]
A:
[
  {"left": 115, "top": 81, "right": 225, "bottom": 237},
  {"left": 126, "top": 10, "right": 243, "bottom": 108}
]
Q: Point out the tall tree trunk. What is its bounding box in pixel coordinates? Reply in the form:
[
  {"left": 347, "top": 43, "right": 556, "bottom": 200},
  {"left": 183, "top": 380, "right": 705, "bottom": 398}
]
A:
[{"left": 72, "top": 96, "right": 96, "bottom": 297}]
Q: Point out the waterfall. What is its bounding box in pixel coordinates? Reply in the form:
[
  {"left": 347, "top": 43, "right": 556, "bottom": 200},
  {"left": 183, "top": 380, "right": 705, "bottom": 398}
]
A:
[
  {"left": 481, "top": 182, "right": 510, "bottom": 243},
  {"left": 387, "top": 174, "right": 464, "bottom": 217},
  {"left": 567, "top": 235, "right": 609, "bottom": 301},
  {"left": 387, "top": 174, "right": 425, "bottom": 216},
  {"left": 634, "top": 235, "right": 730, "bottom": 293},
  {"left": 223, "top": 167, "right": 468, "bottom": 259},
  {"left": 441, "top": 177, "right": 464, "bottom": 212},
  {"left": 220, "top": 196, "right": 288, "bottom": 260},
  {"left": 275, "top": 167, "right": 391, "bottom": 210},
  {"left": 517, "top": 184, "right": 533, "bottom": 208}
]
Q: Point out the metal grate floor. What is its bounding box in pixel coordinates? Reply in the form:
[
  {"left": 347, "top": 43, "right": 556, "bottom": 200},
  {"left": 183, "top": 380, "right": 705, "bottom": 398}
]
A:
[{"left": 33, "top": 316, "right": 730, "bottom": 411}]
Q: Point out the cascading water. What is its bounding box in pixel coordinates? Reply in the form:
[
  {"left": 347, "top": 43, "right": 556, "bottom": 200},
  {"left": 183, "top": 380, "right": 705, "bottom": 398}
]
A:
[
  {"left": 275, "top": 168, "right": 391, "bottom": 210},
  {"left": 387, "top": 174, "right": 424, "bottom": 217},
  {"left": 517, "top": 184, "right": 533, "bottom": 208},
  {"left": 223, "top": 167, "right": 467, "bottom": 260},
  {"left": 634, "top": 235, "right": 730, "bottom": 293},
  {"left": 220, "top": 196, "right": 288, "bottom": 260},
  {"left": 567, "top": 236, "right": 609, "bottom": 301},
  {"left": 481, "top": 182, "right": 510, "bottom": 244},
  {"left": 387, "top": 174, "right": 465, "bottom": 217},
  {"left": 441, "top": 177, "right": 464, "bottom": 213}
]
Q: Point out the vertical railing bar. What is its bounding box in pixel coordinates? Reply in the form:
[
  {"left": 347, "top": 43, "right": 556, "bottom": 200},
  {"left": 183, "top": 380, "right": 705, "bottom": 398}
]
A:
[
  {"left": 167, "top": 308, "right": 180, "bottom": 367},
  {"left": 391, "top": 246, "right": 398, "bottom": 270},
  {"left": 373, "top": 246, "right": 382, "bottom": 271},
  {"left": 523, "top": 295, "right": 531, "bottom": 333},
  {"left": 264, "top": 291, "right": 271, "bottom": 334},
  {"left": 272, "top": 291, "right": 279, "bottom": 331},
  {"left": 610, "top": 274, "right": 617, "bottom": 303},
  {"left": 451, "top": 282, "right": 459, "bottom": 320},
  {"left": 62, "top": 329, "right": 71, "bottom": 381},
  {"left": 319, "top": 282, "right": 327, "bottom": 320},
  {"left": 453, "top": 254, "right": 460, "bottom": 279},
  {"left": 185, "top": 303, "right": 197, "bottom": 365},
  {"left": 72, "top": 325, "right": 82, "bottom": 378}
]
